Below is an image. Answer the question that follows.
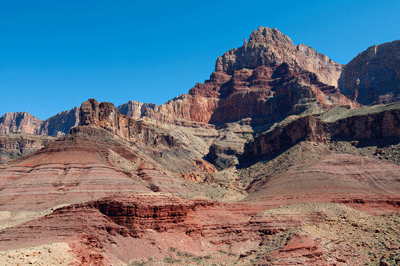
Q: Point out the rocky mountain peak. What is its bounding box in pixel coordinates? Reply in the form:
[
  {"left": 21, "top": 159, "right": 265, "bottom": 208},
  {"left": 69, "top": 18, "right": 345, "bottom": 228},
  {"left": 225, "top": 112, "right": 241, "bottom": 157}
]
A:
[
  {"left": 214, "top": 27, "right": 342, "bottom": 87},
  {"left": 248, "top": 27, "right": 294, "bottom": 46}
]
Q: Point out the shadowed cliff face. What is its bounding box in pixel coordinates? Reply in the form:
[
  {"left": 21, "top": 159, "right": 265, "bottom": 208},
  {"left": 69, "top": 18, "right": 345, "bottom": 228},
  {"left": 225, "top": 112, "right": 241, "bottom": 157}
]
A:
[
  {"left": 39, "top": 107, "right": 80, "bottom": 136},
  {"left": 338, "top": 40, "right": 400, "bottom": 105}
]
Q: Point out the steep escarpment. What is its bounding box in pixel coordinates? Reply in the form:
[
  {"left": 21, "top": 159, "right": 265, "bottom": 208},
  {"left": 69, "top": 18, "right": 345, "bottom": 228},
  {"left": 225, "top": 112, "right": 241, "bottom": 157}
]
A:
[
  {"left": 188, "top": 27, "right": 356, "bottom": 124},
  {"left": 2, "top": 27, "right": 357, "bottom": 132},
  {"left": 243, "top": 102, "right": 400, "bottom": 159},
  {"left": 338, "top": 40, "right": 400, "bottom": 105}
]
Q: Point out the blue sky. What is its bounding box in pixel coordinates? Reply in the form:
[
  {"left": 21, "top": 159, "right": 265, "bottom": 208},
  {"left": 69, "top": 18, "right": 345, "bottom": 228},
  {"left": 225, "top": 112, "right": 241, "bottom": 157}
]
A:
[{"left": 1, "top": 0, "right": 399, "bottom": 120}]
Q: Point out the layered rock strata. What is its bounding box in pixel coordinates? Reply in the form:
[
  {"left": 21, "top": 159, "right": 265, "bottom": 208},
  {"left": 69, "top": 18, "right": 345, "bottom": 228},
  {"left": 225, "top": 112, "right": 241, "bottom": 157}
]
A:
[
  {"left": 80, "top": 99, "right": 179, "bottom": 147},
  {"left": 0, "top": 133, "right": 55, "bottom": 164},
  {"left": 244, "top": 103, "right": 400, "bottom": 158}
]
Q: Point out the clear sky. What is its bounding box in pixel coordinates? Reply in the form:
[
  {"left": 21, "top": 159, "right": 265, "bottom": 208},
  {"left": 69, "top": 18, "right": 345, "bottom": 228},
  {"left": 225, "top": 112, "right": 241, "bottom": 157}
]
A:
[{"left": 1, "top": 0, "right": 399, "bottom": 120}]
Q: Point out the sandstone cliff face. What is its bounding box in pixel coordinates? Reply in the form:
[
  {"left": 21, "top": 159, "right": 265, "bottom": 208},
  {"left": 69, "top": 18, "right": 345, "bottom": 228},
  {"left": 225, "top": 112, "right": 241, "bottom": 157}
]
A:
[
  {"left": 80, "top": 99, "right": 180, "bottom": 147},
  {"left": 154, "top": 94, "right": 218, "bottom": 125},
  {"left": 81, "top": 99, "right": 145, "bottom": 140},
  {"left": 39, "top": 107, "right": 80, "bottom": 136},
  {"left": 338, "top": 40, "right": 400, "bottom": 105},
  {"left": 117, "top": 101, "right": 158, "bottom": 120},
  {"left": 0, "top": 112, "right": 43, "bottom": 135}
]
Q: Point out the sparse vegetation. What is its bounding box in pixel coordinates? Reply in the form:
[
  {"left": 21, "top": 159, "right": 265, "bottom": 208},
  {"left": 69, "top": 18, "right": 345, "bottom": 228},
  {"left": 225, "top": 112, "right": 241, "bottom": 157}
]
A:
[{"left": 163, "top": 257, "right": 182, "bottom": 264}]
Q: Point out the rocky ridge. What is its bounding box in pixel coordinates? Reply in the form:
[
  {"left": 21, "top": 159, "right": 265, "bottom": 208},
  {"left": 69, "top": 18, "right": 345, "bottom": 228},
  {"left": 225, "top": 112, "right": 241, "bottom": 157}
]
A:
[
  {"left": 0, "top": 107, "right": 80, "bottom": 137},
  {"left": 0, "top": 112, "right": 43, "bottom": 135}
]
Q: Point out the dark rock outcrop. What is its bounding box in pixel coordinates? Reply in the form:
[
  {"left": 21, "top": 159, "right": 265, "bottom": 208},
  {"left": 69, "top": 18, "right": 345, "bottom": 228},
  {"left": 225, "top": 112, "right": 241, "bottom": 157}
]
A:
[
  {"left": 39, "top": 107, "right": 80, "bottom": 136},
  {"left": 243, "top": 115, "right": 328, "bottom": 159},
  {"left": 338, "top": 40, "right": 400, "bottom": 105}
]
